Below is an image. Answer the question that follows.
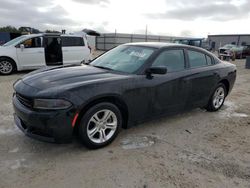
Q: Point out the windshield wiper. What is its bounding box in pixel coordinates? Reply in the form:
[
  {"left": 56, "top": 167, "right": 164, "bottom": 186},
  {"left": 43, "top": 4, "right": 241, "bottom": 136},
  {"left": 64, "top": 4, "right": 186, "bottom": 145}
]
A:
[{"left": 92, "top": 65, "right": 113, "bottom": 71}]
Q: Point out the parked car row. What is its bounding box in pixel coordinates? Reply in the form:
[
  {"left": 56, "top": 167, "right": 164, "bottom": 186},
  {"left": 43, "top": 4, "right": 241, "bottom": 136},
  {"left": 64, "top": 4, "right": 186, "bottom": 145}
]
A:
[
  {"left": 218, "top": 44, "right": 250, "bottom": 60},
  {"left": 174, "top": 38, "right": 212, "bottom": 51}
]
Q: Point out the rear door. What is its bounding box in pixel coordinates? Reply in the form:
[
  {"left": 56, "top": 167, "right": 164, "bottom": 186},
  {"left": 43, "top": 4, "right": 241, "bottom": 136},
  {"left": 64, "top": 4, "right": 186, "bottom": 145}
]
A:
[
  {"left": 16, "top": 36, "right": 45, "bottom": 68},
  {"left": 61, "top": 36, "right": 89, "bottom": 64},
  {"left": 185, "top": 49, "right": 219, "bottom": 108}
]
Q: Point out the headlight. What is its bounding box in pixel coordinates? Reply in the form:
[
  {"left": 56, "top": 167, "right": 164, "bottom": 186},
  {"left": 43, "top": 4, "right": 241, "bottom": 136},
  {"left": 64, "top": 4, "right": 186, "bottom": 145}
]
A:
[{"left": 33, "top": 99, "right": 72, "bottom": 110}]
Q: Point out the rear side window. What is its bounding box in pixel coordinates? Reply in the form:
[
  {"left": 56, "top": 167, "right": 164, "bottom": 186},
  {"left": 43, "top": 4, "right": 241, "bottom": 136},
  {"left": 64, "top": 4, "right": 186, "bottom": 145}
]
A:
[
  {"left": 61, "top": 37, "right": 84, "bottom": 47},
  {"left": 152, "top": 49, "right": 185, "bottom": 72},
  {"left": 206, "top": 55, "right": 213, "bottom": 65},
  {"left": 188, "top": 50, "right": 207, "bottom": 68}
]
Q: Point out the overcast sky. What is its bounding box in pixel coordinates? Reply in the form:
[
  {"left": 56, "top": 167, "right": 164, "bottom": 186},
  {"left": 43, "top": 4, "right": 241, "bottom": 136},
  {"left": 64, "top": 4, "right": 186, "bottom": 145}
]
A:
[{"left": 1, "top": 0, "right": 250, "bottom": 37}]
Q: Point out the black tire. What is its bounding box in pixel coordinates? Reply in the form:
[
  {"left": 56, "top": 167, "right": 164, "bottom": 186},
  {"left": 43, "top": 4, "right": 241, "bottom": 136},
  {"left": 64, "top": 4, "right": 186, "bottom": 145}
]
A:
[
  {"left": 0, "top": 57, "right": 16, "bottom": 75},
  {"left": 79, "top": 102, "right": 122, "bottom": 149},
  {"left": 206, "top": 83, "right": 227, "bottom": 112}
]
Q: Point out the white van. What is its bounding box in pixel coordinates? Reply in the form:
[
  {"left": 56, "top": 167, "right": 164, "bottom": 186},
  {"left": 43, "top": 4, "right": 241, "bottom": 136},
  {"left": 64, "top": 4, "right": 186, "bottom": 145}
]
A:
[{"left": 0, "top": 33, "right": 91, "bottom": 75}]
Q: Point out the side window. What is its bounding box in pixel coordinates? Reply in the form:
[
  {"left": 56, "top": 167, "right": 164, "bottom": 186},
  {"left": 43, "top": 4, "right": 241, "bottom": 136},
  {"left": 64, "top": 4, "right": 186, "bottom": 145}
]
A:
[
  {"left": 152, "top": 49, "right": 185, "bottom": 72},
  {"left": 61, "top": 37, "right": 85, "bottom": 47},
  {"left": 206, "top": 55, "right": 213, "bottom": 65},
  {"left": 45, "top": 37, "right": 61, "bottom": 49},
  {"left": 21, "top": 37, "right": 42, "bottom": 48},
  {"left": 188, "top": 50, "right": 207, "bottom": 68}
]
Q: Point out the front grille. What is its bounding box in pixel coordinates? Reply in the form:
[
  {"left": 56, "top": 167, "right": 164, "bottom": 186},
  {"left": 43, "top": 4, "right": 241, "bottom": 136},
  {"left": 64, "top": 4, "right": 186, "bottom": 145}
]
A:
[{"left": 16, "top": 93, "right": 33, "bottom": 108}]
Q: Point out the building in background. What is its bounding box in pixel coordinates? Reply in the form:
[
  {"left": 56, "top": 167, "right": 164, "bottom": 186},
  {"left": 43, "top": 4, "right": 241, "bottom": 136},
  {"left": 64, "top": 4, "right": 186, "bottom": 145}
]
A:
[
  {"left": 0, "top": 32, "right": 21, "bottom": 45},
  {"left": 208, "top": 34, "right": 250, "bottom": 50}
]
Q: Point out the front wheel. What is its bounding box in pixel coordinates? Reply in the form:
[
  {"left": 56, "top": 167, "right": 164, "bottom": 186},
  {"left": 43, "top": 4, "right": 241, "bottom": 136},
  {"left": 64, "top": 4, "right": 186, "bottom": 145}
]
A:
[
  {"left": 0, "top": 58, "right": 15, "bottom": 75},
  {"left": 79, "top": 102, "right": 122, "bottom": 149},
  {"left": 206, "top": 83, "right": 227, "bottom": 112}
]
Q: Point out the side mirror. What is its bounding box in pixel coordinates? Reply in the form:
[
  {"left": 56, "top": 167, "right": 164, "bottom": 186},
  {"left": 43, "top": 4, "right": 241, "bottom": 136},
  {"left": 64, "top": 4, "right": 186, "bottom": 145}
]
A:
[
  {"left": 20, "top": 44, "right": 24, "bottom": 51},
  {"left": 146, "top": 67, "right": 167, "bottom": 76}
]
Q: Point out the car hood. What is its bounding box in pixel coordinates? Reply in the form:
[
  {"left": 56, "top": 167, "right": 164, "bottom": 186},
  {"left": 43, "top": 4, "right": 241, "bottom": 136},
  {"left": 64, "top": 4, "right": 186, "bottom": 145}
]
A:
[
  {"left": 21, "top": 65, "right": 129, "bottom": 90},
  {"left": 219, "top": 46, "right": 242, "bottom": 52}
]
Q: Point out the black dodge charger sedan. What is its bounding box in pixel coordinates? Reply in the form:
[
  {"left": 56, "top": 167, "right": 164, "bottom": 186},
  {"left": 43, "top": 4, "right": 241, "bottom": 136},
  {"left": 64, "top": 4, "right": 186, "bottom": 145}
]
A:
[{"left": 13, "top": 43, "right": 236, "bottom": 149}]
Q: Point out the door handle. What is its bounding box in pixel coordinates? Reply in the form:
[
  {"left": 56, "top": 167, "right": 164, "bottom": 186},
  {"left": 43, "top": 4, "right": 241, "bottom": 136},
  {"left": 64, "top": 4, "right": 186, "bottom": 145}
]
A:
[
  {"left": 182, "top": 73, "right": 199, "bottom": 82},
  {"left": 38, "top": 51, "right": 44, "bottom": 53}
]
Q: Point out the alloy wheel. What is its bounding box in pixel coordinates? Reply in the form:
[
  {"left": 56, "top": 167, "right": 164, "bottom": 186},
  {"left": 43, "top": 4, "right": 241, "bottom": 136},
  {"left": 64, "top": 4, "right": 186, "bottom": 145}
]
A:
[
  {"left": 87, "top": 109, "right": 118, "bottom": 144},
  {"left": 0, "top": 60, "right": 13, "bottom": 74},
  {"left": 213, "top": 86, "right": 225, "bottom": 109}
]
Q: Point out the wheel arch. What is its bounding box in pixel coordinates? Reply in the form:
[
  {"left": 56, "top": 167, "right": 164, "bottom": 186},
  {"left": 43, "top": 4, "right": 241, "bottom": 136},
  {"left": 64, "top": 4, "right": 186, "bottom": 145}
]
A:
[
  {"left": 0, "top": 56, "right": 17, "bottom": 70},
  {"left": 219, "top": 79, "right": 230, "bottom": 96},
  {"left": 75, "top": 95, "right": 129, "bottom": 131}
]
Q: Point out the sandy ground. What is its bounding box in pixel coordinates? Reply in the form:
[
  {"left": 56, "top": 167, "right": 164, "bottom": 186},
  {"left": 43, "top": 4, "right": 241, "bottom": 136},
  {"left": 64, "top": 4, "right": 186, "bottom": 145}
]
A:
[{"left": 0, "top": 58, "right": 250, "bottom": 188}]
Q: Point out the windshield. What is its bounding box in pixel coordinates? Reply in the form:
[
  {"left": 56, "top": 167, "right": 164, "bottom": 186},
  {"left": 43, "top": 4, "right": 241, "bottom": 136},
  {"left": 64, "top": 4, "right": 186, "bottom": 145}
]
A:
[
  {"left": 223, "top": 44, "right": 236, "bottom": 49},
  {"left": 90, "top": 45, "right": 155, "bottom": 73},
  {"left": 3, "top": 35, "right": 28, "bottom": 47}
]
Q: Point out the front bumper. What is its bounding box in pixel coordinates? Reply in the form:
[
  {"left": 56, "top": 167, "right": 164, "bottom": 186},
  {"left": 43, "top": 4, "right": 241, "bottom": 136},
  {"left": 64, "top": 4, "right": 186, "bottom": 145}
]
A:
[{"left": 13, "top": 94, "right": 75, "bottom": 143}]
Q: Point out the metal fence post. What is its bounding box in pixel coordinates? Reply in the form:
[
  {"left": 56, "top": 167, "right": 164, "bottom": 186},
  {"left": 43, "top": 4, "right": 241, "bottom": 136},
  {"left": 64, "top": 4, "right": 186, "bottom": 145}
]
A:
[
  {"left": 246, "top": 56, "right": 250, "bottom": 69},
  {"left": 114, "top": 32, "right": 117, "bottom": 49},
  {"left": 104, "top": 34, "right": 106, "bottom": 51},
  {"left": 95, "top": 35, "right": 98, "bottom": 50}
]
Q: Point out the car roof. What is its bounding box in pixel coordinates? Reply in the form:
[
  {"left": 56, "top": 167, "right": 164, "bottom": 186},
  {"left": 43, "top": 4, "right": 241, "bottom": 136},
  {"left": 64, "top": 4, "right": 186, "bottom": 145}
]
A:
[
  {"left": 124, "top": 42, "right": 217, "bottom": 58},
  {"left": 23, "top": 34, "right": 43, "bottom": 38},
  {"left": 174, "top": 38, "right": 204, "bottom": 41},
  {"left": 23, "top": 33, "right": 83, "bottom": 38},
  {"left": 124, "top": 42, "right": 205, "bottom": 51}
]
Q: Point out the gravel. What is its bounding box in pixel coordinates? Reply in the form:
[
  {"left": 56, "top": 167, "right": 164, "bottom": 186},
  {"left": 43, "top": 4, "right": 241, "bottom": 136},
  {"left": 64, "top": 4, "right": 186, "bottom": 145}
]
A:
[{"left": 0, "top": 59, "right": 249, "bottom": 188}]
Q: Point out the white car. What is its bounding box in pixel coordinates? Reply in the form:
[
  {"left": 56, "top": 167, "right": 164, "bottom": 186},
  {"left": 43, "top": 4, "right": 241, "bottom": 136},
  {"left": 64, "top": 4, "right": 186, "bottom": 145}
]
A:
[{"left": 0, "top": 33, "right": 92, "bottom": 75}]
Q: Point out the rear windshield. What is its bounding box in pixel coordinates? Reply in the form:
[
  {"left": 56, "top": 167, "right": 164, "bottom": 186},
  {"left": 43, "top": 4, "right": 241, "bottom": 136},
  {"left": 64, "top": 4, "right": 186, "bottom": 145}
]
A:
[{"left": 61, "top": 37, "right": 85, "bottom": 47}]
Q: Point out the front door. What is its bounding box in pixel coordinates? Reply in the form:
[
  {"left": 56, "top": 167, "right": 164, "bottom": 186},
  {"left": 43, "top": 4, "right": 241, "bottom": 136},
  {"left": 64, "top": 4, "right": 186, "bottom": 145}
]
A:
[
  {"left": 149, "top": 49, "right": 189, "bottom": 115},
  {"left": 16, "top": 36, "right": 45, "bottom": 69}
]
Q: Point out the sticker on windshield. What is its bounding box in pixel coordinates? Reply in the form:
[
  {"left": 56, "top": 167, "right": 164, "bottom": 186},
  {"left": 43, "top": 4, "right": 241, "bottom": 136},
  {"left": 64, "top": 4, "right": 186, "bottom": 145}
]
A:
[{"left": 129, "top": 51, "right": 146, "bottom": 58}]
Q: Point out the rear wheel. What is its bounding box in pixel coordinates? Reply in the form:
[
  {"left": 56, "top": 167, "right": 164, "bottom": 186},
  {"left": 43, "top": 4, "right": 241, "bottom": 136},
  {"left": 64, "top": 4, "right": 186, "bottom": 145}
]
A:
[
  {"left": 206, "top": 83, "right": 226, "bottom": 112},
  {"left": 79, "top": 102, "right": 122, "bottom": 149},
  {"left": 0, "top": 58, "right": 16, "bottom": 75}
]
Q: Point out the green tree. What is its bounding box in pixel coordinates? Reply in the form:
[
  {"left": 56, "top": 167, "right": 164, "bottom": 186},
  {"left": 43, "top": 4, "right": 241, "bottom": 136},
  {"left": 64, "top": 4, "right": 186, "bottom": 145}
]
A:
[{"left": 0, "top": 25, "right": 20, "bottom": 33}]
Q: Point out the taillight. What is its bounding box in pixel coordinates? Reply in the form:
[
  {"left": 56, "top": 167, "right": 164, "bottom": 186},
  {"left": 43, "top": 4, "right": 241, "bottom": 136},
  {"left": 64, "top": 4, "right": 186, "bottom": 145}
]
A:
[{"left": 88, "top": 45, "right": 91, "bottom": 52}]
